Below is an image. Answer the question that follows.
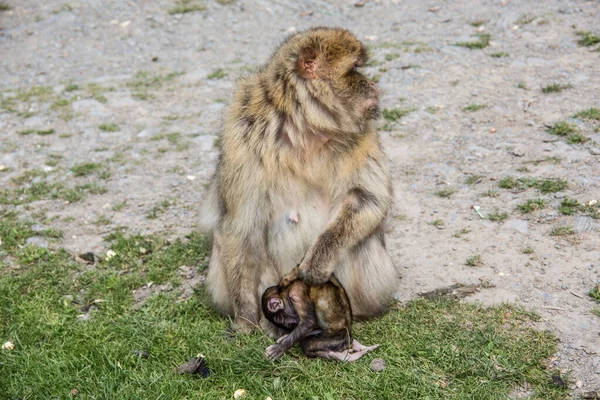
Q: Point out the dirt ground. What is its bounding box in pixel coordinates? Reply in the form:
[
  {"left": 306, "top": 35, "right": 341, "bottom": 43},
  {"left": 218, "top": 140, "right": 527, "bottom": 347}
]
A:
[{"left": 1, "top": 0, "right": 599, "bottom": 394}]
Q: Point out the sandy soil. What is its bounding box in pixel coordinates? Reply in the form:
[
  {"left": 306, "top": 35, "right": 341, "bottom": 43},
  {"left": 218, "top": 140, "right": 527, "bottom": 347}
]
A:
[{"left": 1, "top": 0, "right": 599, "bottom": 394}]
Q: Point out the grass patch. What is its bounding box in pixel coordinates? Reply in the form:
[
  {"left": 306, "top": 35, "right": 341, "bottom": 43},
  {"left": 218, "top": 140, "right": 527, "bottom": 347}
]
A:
[
  {"left": 0, "top": 182, "right": 107, "bottom": 205},
  {"left": 488, "top": 211, "right": 509, "bottom": 222},
  {"left": 516, "top": 13, "right": 536, "bottom": 25},
  {"left": 573, "top": 108, "right": 600, "bottom": 121},
  {"left": 575, "top": 31, "right": 600, "bottom": 47},
  {"left": 168, "top": 0, "right": 206, "bottom": 14},
  {"left": 94, "top": 215, "right": 112, "bottom": 226},
  {"left": 517, "top": 81, "right": 528, "bottom": 90},
  {"left": 521, "top": 247, "right": 534, "bottom": 255},
  {"left": 0, "top": 2, "right": 10, "bottom": 11},
  {"left": 0, "top": 223, "right": 566, "bottom": 398},
  {"left": 207, "top": 68, "right": 228, "bottom": 80},
  {"left": 70, "top": 162, "right": 102, "bottom": 177},
  {"left": 128, "top": 71, "right": 183, "bottom": 100},
  {"left": 465, "top": 175, "right": 484, "bottom": 185},
  {"left": 547, "top": 121, "right": 578, "bottom": 136},
  {"left": 541, "top": 83, "right": 572, "bottom": 94},
  {"left": 469, "top": 20, "right": 487, "bottom": 27},
  {"left": 517, "top": 199, "right": 546, "bottom": 214},
  {"left": 481, "top": 190, "right": 499, "bottom": 198},
  {"left": 590, "top": 285, "right": 600, "bottom": 302},
  {"left": 549, "top": 226, "right": 575, "bottom": 236},
  {"left": 498, "top": 177, "right": 567, "bottom": 194},
  {"left": 384, "top": 53, "right": 400, "bottom": 61},
  {"left": 434, "top": 187, "right": 456, "bottom": 198},
  {"left": 566, "top": 132, "right": 588, "bottom": 144},
  {"left": 146, "top": 199, "right": 173, "bottom": 219},
  {"left": 463, "top": 103, "right": 487, "bottom": 112},
  {"left": 465, "top": 255, "right": 483, "bottom": 267},
  {"left": 431, "top": 219, "right": 444, "bottom": 228},
  {"left": 558, "top": 198, "right": 579, "bottom": 215},
  {"left": 112, "top": 202, "right": 127, "bottom": 212},
  {"left": 18, "top": 128, "right": 55, "bottom": 136},
  {"left": 455, "top": 33, "right": 491, "bottom": 49},
  {"left": 382, "top": 107, "right": 414, "bottom": 122},
  {"left": 490, "top": 52, "right": 509, "bottom": 58},
  {"left": 99, "top": 123, "right": 120, "bottom": 132}
]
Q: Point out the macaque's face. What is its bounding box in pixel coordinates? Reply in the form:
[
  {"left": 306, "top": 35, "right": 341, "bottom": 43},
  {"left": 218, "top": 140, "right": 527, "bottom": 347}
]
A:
[{"left": 267, "top": 297, "right": 284, "bottom": 313}]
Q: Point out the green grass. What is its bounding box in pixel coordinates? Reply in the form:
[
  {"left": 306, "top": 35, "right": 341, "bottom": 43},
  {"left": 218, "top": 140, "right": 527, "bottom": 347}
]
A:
[
  {"left": 541, "top": 83, "right": 572, "bottom": 94},
  {"left": 455, "top": 33, "right": 491, "bottom": 49},
  {"left": 99, "top": 123, "right": 120, "bottom": 132},
  {"left": 547, "top": 121, "right": 578, "bottom": 136},
  {"left": 0, "top": 218, "right": 566, "bottom": 398},
  {"left": 0, "top": 2, "right": 10, "bottom": 11},
  {"left": 0, "top": 181, "right": 107, "bottom": 205},
  {"left": 566, "top": 132, "right": 588, "bottom": 144},
  {"left": 434, "top": 187, "right": 456, "bottom": 198},
  {"left": 431, "top": 219, "right": 444, "bottom": 228},
  {"left": 469, "top": 20, "right": 487, "bottom": 27},
  {"left": 517, "top": 199, "right": 546, "bottom": 214},
  {"left": 590, "top": 285, "right": 600, "bottom": 302},
  {"left": 490, "top": 52, "right": 509, "bottom": 58},
  {"left": 498, "top": 177, "right": 567, "bottom": 194},
  {"left": 573, "top": 108, "right": 600, "bottom": 121},
  {"left": 463, "top": 104, "right": 487, "bottom": 112},
  {"left": 575, "top": 31, "right": 600, "bottom": 47},
  {"left": 549, "top": 226, "right": 575, "bottom": 236},
  {"left": 517, "top": 81, "right": 528, "bottom": 90},
  {"left": 384, "top": 53, "right": 400, "bottom": 61},
  {"left": 207, "top": 68, "right": 228, "bottom": 80},
  {"left": 168, "top": 0, "right": 206, "bottom": 14},
  {"left": 128, "top": 71, "right": 183, "bottom": 100},
  {"left": 558, "top": 198, "right": 579, "bottom": 215},
  {"left": 70, "top": 162, "right": 102, "bottom": 177},
  {"left": 488, "top": 211, "right": 509, "bottom": 222},
  {"left": 18, "top": 128, "right": 55, "bottom": 136},
  {"left": 521, "top": 247, "right": 534, "bottom": 255},
  {"left": 465, "top": 175, "right": 484, "bottom": 185},
  {"left": 465, "top": 255, "right": 483, "bottom": 267},
  {"left": 382, "top": 107, "right": 414, "bottom": 122},
  {"left": 516, "top": 13, "right": 535, "bottom": 25}
]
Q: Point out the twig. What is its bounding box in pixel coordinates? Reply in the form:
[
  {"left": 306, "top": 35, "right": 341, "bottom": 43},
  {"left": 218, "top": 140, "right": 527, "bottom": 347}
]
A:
[{"left": 570, "top": 291, "right": 584, "bottom": 299}]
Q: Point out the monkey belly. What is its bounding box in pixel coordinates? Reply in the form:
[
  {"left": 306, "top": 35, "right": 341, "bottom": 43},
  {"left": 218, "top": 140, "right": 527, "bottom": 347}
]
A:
[{"left": 267, "top": 199, "right": 331, "bottom": 274}]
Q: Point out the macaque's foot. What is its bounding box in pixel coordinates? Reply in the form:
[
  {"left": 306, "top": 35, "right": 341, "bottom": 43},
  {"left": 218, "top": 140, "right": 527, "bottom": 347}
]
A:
[
  {"left": 329, "top": 349, "right": 370, "bottom": 362},
  {"left": 265, "top": 344, "right": 285, "bottom": 360},
  {"left": 234, "top": 316, "right": 258, "bottom": 334},
  {"left": 351, "top": 339, "right": 379, "bottom": 353},
  {"left": 276, "top": 334, "right": 290, "bottom": 344}
]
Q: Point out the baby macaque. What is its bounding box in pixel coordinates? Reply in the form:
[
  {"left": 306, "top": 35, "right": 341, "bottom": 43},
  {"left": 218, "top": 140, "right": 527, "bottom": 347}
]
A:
[{"left": 261, "top": 267, "right": 378, "bottom": 361}]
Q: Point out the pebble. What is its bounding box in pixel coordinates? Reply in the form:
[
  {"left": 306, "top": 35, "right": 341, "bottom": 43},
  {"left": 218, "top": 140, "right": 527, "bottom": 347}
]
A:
[
  {"left": 137, "top": 127, "right": 161, "bottom": 138},
  {"left": 503, "top": 219, "right": 528, "bottom": 234},
  {"left": 589, "top": 147, "right": 600, "bottom": 156},
  {"left": 370, "top": 358, "right": 386, "bottom": 371}
]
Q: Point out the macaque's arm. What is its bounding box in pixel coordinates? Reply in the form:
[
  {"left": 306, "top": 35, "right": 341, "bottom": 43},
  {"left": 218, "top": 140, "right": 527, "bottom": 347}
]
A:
[
  {"left": 300, "top": 156, "right": 392, "bottom": 285},
  {"left": 277, "top": 265, "right": 301, "bottom": 290}
]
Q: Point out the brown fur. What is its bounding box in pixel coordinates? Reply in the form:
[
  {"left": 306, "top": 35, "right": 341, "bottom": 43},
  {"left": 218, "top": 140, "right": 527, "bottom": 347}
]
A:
[{"left": 201, "top": 27, "right": 401, "bottom": 333}]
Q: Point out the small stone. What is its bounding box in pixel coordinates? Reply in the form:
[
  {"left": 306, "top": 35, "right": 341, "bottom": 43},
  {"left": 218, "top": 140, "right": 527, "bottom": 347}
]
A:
[
  {"left": 511, "top": 147, "right": 525, "bottom": 157},
  {"left": 589, "top": 147, "right": 600, "bottom": 156},
  {"left": 503, "top": 219, "right": 529, "bottom": 234},
  {"left": 78, "top": 252, "right": 97, "bottom": 264},
  {"left": 137, "top": 127, "right": 161, "bottom": 138},
  {"left": 370, "top": 358, "right": 386, "bottom": 372},
  {"left": 354, "top": 1, "right": 365, "bottom": 7},
  {"left": 2, "top": 341, "right": 14, "bottom": 351},
  {"left": 176, "top": 355, "right": 210, "bottom": 377},
  {"left": 576, "top": 381, "right": 583, "bottom": 388},
  {"left": 192, "top": 135, "right": 218, "bottom": 152},
  {"left": 573, "top": 216, "right": 597, "bottom": 233},
  {"left": 70, "top": 388, "right": 79, "bottom": 397},
  {"left": 233, "top": 389, "right": 247, "bottom": 399}
]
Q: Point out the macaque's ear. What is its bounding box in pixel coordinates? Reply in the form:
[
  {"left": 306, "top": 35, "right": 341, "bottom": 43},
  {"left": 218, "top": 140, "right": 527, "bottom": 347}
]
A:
[{"left": 297, "top": 47, "right": 318, "bottom": 79}]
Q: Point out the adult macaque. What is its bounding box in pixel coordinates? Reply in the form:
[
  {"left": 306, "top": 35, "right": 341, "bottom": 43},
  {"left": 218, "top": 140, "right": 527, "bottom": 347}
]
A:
[
  {"left": 201, "top": 27, "right": 400, "bottom": 333},
  {"left": 262, "top": 267, "right": 378, "bottom": 361}
]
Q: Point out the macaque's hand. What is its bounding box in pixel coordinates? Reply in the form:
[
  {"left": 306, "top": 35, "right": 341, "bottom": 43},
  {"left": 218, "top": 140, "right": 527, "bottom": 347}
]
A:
[
  {"left": 265, "top": 344, "right": 285, "bottom": 360},
  {"left": 298, "top": 255, "right": 333, "bottom": 286}
]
